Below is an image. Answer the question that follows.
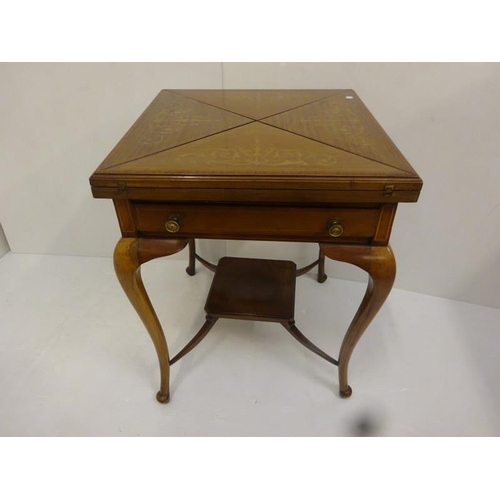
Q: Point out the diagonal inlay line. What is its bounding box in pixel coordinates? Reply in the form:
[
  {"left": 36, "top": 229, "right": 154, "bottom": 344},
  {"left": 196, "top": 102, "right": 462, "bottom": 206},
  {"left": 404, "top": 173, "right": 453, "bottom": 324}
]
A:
[
  {"left": 169, "top": 89, "right": 345, "bottom": 121},
  {"left": 98, "top": 90, "right": 416, "bottom": 177},
  {"left": 98, "top": 90, "right": 253, "bottom": 171},
  {"left": 97, "top": 122, "right": 255, "bottom": 172},
  {"left": 262, "top": 92, "right": 416, "bottom": 175},
  {"left": 99, "top": 122, "right": 404, "bottom": 178},
  {"left": 259, "top": 122, "right": 417, "bottom": 176},
  {"left": 255, "top": 89, "right": 346, "bottom": 121},
  {"left": 167, "top": 89, "right": 259, "bottom": 121}
]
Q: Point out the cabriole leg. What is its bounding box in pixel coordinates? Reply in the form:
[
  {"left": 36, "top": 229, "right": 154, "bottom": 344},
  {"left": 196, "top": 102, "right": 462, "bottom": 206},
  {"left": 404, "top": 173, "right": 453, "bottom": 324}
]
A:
[
  {"left": 113, "top": 238, "right": 188, "bottom": 403},
  {"left": 320, "top": 244, "right": 396, "bottom": 398}
]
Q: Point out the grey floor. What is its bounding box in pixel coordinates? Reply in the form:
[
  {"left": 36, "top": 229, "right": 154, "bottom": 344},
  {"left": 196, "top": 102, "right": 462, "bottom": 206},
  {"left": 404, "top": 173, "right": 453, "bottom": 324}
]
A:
[{"left": 0, "top": 251, "right": 499, "bottom": 436}]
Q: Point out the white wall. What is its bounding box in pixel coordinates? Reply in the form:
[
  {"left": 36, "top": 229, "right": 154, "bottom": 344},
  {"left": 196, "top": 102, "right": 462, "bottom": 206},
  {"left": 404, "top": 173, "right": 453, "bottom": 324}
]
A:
[
  {"left": 1, "top": 63, "right": 499, "bottom": 309},
  {"left": 0, "top": 63, "right": 223, "bottom": 258},
  {"left": 0, "top": 224, "right": 9, "bottom": 258}
]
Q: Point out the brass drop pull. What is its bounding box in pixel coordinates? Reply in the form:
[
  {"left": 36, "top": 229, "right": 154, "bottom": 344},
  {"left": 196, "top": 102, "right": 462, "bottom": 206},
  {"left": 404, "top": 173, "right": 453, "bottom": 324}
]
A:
[
  {"left": 165, "top": 215, "right": 181, "bottom": 233},
  {"left": 328, "top": 219, "right": 343, "bottom": 237}
]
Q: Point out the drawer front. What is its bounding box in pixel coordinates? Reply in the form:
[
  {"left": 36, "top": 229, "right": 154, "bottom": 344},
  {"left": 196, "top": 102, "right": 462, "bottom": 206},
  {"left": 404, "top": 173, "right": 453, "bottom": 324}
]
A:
[{"left": 132, "top": 204, "right": 382, "bottom": 243}]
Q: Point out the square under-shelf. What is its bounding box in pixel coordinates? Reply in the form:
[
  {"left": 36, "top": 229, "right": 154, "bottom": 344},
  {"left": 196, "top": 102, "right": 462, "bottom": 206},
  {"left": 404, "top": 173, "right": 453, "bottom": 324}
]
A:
[{"left": 205, "top": 257, "right": 297, "bottom": 322}]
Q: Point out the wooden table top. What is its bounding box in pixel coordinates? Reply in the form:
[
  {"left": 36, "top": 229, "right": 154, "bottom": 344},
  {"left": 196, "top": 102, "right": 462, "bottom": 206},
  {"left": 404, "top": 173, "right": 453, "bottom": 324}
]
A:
[{"left": 90, "top": 90, "right": 422, "bottom": 203}]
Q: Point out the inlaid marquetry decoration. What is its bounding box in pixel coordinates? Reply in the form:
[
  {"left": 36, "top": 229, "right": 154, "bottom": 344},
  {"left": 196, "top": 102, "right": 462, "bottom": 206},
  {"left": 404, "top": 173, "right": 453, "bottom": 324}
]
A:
[
  {"left": 262, "top": 92, "right": 417, "bottom": 174},
  {"left": 99, "top": 91, "right": 252, "bottom": 170},
  {"left": 107, "top": 122, "right": 402, "bottom": 177},
  {"left": 171, "top": 89, "right": 342, "bottom": 120},
  {"left": 93, "top": 89, "right": 420, "bottom": 184}
]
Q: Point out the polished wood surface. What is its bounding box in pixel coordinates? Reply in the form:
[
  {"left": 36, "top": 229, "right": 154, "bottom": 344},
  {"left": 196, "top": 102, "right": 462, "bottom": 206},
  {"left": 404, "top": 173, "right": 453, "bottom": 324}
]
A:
[
  {"left": 99, "top": 121, "right": 404, "bottom": 177},
  {"left": 113, "top": 200, "right": 397, "bottom": 246},
  {"left": 263, "top": 91, "right": 417, "bottom": 175},
  {"left": 90, "top": 89, "right": 423, "bottom": 403},
  {"left": 172, "top": 89, "right": 342, "bottom": 119},
  {"left": 99, "top": 91, "right": 251, "bottom": 169},
  {"left": 320, "top": 244, "right": 396, "bottom": 397},
  {"left": 205, "top": 257, "right": 296, "bottom": 322},
  {"left": 113, "top": 238, "right": 188, "bottom": 403},
  {"left": 203, "top": 256, "right": 339, "bottom": 367},
  {"left": 90, "top": 89, "right": 422, "bottom": 203},
  {"left": 132, "top": 203, "right": 382, "bottom": 243},
  {"left": 97, "top": 181, "right": 420, "bottom": 204}
]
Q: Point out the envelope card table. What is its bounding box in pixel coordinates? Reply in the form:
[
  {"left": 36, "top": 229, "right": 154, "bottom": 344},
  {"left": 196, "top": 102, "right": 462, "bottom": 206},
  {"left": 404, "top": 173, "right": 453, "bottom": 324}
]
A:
[{"left": 89, "top": 89, "right": 423, "bottom": 403}]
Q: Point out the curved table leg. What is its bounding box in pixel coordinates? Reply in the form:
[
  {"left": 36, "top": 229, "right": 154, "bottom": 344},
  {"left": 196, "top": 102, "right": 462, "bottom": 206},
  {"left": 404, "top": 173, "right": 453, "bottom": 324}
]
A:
[
  {"left": 320, "top": 244, "right": 396, "bottom": 398},
  {"left": 169, "top": 315, "right": 218, "bottom": 365},
  {"left": 114, "top": 238, "right": 188, "bottom": 403},
  {"left": 281, "top": 320, "right": 338, "bottom": 366}
]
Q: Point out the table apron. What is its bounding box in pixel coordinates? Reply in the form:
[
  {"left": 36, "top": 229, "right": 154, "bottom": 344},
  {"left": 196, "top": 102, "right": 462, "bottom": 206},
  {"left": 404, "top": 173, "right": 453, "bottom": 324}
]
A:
[{"left": 115, "top": 201, "right": 397, "bottom": 246}]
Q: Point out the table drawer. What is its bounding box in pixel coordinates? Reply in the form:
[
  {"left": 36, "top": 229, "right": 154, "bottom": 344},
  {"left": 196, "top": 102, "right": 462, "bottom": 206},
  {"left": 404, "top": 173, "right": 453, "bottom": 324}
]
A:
[{"left": 132, "top": 203, "right": 382, "bottom": 243}]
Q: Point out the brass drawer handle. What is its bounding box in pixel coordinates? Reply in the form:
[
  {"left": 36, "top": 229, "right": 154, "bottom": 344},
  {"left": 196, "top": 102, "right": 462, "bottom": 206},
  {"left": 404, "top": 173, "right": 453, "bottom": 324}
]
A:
[
  {"left": 328, "top": 219, "right": 344, "bottom": 237},
  {"left": 165, "top": 215, "right": 181, "bottom": 233}
]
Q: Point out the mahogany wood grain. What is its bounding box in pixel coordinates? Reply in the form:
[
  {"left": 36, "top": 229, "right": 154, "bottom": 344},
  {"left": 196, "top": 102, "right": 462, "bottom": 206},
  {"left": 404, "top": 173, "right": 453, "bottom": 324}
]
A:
[
  {"left": 205, "top": 257, "right": 296, "bottom": 322},
  {"left": 132, "top": 203, "right": 381, "bottom": 243},
  {"left": 113, "top": 199, "right": 136, "bottom": 237},
  {"left": 94, "top": 184, "right": 421, "bottom": 204},
  {"left": 320, "top": 244, "right": 396, "bottom": 397}
]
